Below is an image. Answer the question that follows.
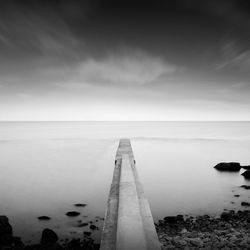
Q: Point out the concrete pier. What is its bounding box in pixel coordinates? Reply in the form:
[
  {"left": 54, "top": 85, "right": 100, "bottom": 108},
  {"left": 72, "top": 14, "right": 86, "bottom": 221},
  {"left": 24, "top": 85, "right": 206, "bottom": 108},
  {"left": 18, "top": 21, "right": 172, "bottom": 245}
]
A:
[{"left": 100, "top": 139, "right": 161, "bottom": 250}]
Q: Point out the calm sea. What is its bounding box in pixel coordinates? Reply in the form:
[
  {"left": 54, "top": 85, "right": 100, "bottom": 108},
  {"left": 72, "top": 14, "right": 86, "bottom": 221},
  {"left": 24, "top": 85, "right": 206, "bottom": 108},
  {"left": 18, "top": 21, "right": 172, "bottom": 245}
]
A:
[{"left": 0, "top": 121, "right": 250, "bottom": 243}]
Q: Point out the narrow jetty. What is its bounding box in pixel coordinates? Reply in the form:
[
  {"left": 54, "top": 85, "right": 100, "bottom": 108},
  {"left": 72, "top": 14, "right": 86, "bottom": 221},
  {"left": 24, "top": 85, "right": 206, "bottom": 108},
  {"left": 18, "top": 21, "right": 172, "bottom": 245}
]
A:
[{"left": 100, "top": 139, "right": 161, "bottom": 250}]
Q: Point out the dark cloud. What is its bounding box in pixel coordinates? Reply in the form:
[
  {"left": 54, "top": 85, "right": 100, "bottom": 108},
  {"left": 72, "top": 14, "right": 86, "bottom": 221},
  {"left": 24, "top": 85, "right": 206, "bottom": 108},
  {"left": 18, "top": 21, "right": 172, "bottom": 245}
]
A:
[
  {"left": 0, "top": 0, "right": 250, "bottom": 120},
  {"left": 0, "top": 0, "right": 249, "bottom": 66},
  {"left": 0, "top": 1, "right": 84, "bottom": 59}
]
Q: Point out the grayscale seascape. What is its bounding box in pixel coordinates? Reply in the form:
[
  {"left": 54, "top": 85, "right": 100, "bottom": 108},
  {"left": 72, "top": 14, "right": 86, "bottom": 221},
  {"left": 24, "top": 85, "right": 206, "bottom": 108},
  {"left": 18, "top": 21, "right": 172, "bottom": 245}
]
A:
[
  {"left": 1, "top": 0, "right": 250, "bottom": 248},
  {"left": 1, "top": 121, "right": 250, "bottom": 244}
]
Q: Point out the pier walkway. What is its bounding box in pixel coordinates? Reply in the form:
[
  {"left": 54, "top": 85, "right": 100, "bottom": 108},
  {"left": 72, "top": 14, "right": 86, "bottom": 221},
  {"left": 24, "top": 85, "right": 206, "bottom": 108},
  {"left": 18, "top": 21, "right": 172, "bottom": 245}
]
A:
[{"left": 100, "top": 139, "right": 161, "bottom": 250}]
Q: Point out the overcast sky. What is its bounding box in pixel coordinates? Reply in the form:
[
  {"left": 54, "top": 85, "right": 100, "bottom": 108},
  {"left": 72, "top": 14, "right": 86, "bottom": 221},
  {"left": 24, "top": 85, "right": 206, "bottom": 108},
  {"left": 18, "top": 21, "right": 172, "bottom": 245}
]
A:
[{"left": 0, "top": 0, "right": 250, "bottom": 121}]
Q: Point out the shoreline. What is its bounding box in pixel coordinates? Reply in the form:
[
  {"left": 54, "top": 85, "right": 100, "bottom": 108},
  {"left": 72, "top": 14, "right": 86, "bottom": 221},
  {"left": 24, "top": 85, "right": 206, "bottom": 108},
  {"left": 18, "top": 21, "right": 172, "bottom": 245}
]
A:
[
  {"left": 156, "top": 210, "right": 250, "bottom": 249},
  {"left": 1, "top": 209, "right": 250, "bottom": 249}
]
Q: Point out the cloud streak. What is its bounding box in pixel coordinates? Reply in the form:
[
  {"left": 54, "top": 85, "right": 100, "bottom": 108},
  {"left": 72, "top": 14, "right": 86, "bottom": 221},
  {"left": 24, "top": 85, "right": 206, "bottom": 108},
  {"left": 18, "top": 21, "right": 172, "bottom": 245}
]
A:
[
  {"left": 216, "top": 40, "right": 250, "bottom": 70},
  {"left": 0, "top": 1, "right": 82, "bottom": 58},
  {"left": 56, "top": 51, "right": 177, "bottom": 89}
]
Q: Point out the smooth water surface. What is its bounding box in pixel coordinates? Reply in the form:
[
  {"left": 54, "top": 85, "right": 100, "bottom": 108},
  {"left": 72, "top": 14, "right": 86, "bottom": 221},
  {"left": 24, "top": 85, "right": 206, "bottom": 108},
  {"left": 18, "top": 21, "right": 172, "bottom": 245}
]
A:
[{"left": 0, "top": 121, "right": 250, "bottom": 243}]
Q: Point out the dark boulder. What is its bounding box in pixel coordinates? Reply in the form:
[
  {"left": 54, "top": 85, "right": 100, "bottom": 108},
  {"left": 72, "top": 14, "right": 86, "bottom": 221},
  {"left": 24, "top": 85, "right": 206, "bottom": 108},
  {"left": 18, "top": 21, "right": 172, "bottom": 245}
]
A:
[
  {"left": 242, "top": 170, "right": 250, "bottom": 179},
  {"left": 66, "top": 211, "right": 80, "bottom": 217},
  {"left": 241, "top": 202, "right": 250, "bottom": 207},
  {"left": 214, "top": 162, "right": 241, "bottom": 171},
  {"left": 164, "top": 215, "right": 183, "bottom": 224},
  {"left": 240, "top": 185, "right": 250, "bottom": 190},
  {"left": 241, "top": 165, "right": 250, "bottom": 170},
  {"left": 0, "top": 216, "right": 13, "bottom": 246},
  {"left": 38, "top": 216, "right": 51, "bottom": 221},
  {"left": 40, "top": 228, "right": 58, "bottom": 245}
]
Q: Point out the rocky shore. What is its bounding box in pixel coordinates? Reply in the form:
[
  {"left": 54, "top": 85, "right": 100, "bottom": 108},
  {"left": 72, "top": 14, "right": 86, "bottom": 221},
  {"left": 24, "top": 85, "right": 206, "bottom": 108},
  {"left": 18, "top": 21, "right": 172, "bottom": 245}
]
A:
[
  {"left": 156, "top": 210, "right": 250, "bottom": 249},
  {"left": 0, "top": 216, "right": 100, "bottom": 250},
  {"left": 155, "top": 161, "right": 250, "bottom": 249},
  {"left": 2, "top": 209, "right": 250, "bottom": 249}
]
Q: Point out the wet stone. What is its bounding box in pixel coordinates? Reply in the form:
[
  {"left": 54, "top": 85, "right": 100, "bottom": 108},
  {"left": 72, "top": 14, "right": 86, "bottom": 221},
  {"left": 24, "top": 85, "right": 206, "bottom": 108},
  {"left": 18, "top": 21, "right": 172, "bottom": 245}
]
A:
[
  {"left": 66, "top": 211, "right": 81, "bottom": 217},
  {"left": 38, "top": 216, "right": 51, "bottom": 221}
]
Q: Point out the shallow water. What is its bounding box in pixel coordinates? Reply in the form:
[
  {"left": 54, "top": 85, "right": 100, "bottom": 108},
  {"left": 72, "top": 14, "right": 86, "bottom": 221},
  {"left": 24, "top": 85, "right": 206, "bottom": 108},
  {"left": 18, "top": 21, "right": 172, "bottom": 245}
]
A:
[{"left": 0, "top": 121, "right": 250, "bottom": 243}]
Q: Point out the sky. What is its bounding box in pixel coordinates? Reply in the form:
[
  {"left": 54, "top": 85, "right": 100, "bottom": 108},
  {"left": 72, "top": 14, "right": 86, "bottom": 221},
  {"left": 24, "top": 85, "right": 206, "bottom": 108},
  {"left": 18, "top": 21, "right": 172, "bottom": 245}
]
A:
[{"left": 0, "top": 0, "right": 250, "bottom": 121}]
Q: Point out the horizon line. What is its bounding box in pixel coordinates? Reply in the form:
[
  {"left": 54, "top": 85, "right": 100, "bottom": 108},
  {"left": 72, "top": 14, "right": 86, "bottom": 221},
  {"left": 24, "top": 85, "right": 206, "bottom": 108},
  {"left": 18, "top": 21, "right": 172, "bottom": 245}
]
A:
[{"left": 0, "top": 120, "right": 250, "bottom": 122}]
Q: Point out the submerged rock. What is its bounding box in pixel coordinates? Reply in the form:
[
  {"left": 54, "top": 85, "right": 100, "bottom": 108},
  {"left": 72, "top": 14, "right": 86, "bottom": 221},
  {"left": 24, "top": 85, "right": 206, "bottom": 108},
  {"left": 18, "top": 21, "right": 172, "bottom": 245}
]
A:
[
  {"left": 41, "top": 228, "right": 58, "bottom": 245},
  {"left": 89, "top": 224, "right": 98, "bottom": 230},
  {"left": 74, "top": 203, "right": 87, "bottom": 207},
  {"left": 241, "top": 201, "right": 250, "bottom": 207},
  {"left": 66, "top": 211, "right": 80, "bottom": 217},
  {"left": 77, "top": 222, "right": 88, "bottom": 227},
  {"left": 0, "top": 215, "right": 98, "bottom": 250},
  {"left": 240, "top": 185, "right": 250, "bottom": 189},
  {"left": 242, "top": 170, "right": 250, "bottom": 179},
  {"left": 38, "top": 216, "right": 51, "bottom": 221},
  {"left": 214, "top": 162, "right": 241, "bottom": 171}
]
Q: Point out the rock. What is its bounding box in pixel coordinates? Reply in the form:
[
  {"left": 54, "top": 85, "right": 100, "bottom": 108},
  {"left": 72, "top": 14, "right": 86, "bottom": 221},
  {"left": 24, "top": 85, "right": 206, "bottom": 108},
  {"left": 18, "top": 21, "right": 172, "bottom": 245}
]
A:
[
  {"left": 214, "top": 162, "right": 241, "bottom": 171},
  {"left": 74, "top": 203, "right": 87, "bottom": 207},
  {"left": 180, "top": 228, "right": 188, "bottom": 234},
  {"left": 240, "top": 185, "right": 250, "bottom": 190},
  {"left": 241, "top": 202, "right": 250, "bottom": 207},
  {"left": 77, "top": 222, "right": 89, "bottom": 227},
  {"left": 220, "top": 212, "right": 231, "bottom": 221},
  {"left": 67, "top": 239, "right": 81, "bottom": 249},
  {"left": 0, "top": 216, "right": 13, "bottom": 246},
  {"left": 241, "top": 165, "right": 250, "bottom": 170},
  {"left": 172, "top": 236, "right": 187, "bottom": 246},
  {"left": 90, "top": 224, "right": 97, "bottom": 230},
  {"left": 12, "top": 236, "right": 24, "bottom": 248},
  {"left": 65, "top": 211, "right": 80, "bottom": 217},
  {"left": 157, "top": 211, "right": 250, "bottom": 250},
  {"left": 178, "top": 239, "right": 187, "bottom": 246},
  {"left": 38, "top": 216, "right": 51, "bottom": 221},
  {"left": 83, "top": 231, "right": 92, "bottom": 236},
  {"left": 164, "top": 215, "right": 183, "bottom": 224},
  {"left": 234, "top": 194, "right": 240, "bottom": 197},
  {"left": 40, "top": 228, "right": 58, "bottom": 245},
  {"left": 188, "top": 237, "right": 203, "bottom": 247},
  {"left": 242, "top": 170, "right": 250, "bottom": 179}
]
